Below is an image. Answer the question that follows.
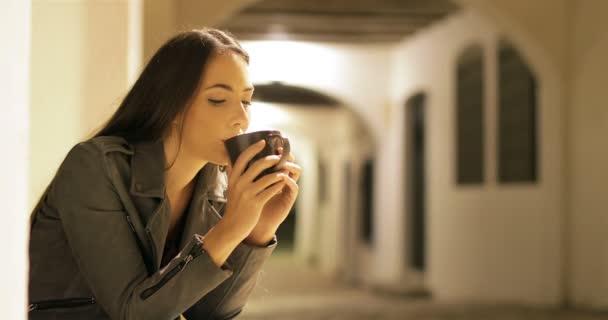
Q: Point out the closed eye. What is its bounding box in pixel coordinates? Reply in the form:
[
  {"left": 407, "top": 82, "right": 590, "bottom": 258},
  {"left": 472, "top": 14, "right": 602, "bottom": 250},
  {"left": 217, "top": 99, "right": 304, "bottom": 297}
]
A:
[
  {"left": 242, "top": 100, "right": 252, "bottom": 106},
  {"left": 208, "top": 99, "right": 225, "bottom": 105}
]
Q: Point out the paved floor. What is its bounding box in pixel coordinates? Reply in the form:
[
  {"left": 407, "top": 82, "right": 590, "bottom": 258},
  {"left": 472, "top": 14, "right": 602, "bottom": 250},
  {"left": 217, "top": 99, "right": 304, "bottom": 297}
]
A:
[{"left": 240, "top": 253, "right": 608, "bottom": 320}]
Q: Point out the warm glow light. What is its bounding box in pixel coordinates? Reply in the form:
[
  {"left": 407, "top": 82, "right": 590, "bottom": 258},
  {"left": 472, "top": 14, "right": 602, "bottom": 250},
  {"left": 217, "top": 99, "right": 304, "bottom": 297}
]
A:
[
  {"left": 242, "top": 41, "right": 342, "bottom": 85},
  {"left": 248, "top": 102, "right": 291, "bottom": 132}
]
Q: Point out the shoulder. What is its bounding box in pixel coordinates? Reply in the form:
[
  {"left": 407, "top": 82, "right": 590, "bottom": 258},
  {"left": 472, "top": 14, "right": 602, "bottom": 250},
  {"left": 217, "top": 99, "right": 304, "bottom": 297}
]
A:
[
  {"left": 64, "top": 136, "right": 133, "bottom": 159},
  {"left": 84, "top": 135, "right": 134, "bottom": 156},
  {"left": 59, "top": 135, "right": 135, "bottom": 182},
  {"left": 49, "top": 136, "right": 130, "bottom": 211}
]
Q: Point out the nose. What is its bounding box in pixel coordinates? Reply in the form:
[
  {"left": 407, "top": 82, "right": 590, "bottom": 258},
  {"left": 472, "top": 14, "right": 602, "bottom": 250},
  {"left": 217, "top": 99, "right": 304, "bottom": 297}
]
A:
[{"left": 230, "top": 101, "right": 250, "bottom": 132}]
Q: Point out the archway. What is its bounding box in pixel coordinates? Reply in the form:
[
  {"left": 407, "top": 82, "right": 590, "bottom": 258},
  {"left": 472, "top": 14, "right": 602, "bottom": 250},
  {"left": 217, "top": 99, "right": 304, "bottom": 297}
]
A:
[{"left": 248, "top": 81, "right": 376, "bottom": 281}]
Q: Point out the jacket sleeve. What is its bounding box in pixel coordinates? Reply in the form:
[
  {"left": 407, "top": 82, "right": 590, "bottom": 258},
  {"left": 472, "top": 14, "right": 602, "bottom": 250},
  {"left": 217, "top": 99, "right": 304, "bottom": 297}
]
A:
[
  {"left": 182, "top": 235, "right": 276, "bottom": 320},
  {"left": 48, "top": 142, "right": 234, "bottom": 320}
]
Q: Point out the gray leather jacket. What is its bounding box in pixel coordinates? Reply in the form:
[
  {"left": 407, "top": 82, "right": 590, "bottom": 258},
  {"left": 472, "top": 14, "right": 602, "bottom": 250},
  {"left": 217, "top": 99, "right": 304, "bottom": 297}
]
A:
[{"left": 28, "top": 136, "right": 276, "bottom": 320}]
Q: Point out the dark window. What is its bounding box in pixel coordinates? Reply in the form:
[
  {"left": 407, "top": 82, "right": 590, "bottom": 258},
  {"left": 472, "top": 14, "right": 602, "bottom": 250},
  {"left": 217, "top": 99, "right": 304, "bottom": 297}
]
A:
[
  {"left": 317, "top": 157, "right": 327, "bottom": 203},
  {"left": 497, "top": 40, "right": 537, "bottom": 183},
  {"left": 456, "top": 45, "right": 485, "bottom": 184},
  {"left": 361, "top": 159, "right": 374, "bottom": 245},
  {"left": 406, "top": 93, "right": 426, "bottom": 271}
]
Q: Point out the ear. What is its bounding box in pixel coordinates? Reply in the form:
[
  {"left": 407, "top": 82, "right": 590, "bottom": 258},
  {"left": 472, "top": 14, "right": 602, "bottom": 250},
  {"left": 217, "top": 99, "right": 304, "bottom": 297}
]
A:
[
  {"left": 172, "top": 117, "right": 182, "bottom": 128},
  {"left": 172, "top": 111, "right": 186, "bottom": 127}
]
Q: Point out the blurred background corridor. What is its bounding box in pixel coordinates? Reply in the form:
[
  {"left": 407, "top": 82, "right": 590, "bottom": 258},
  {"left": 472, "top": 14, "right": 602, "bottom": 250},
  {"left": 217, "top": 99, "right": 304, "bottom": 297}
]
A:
[{"left": 2, "top": 0, "right": 608, "bottom": 319}]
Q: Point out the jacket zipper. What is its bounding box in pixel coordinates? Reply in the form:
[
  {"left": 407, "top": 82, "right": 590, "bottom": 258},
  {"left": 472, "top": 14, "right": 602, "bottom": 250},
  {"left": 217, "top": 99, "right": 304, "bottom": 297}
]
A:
[
  {"left": 140, "top": 242, "right": 203, "bottom": 299},
  {"left": 29, "top": 297, "right": 95, "bottom": 312},
  {"left": 126, "top": 215, "right": 155, "bottom": 275}
]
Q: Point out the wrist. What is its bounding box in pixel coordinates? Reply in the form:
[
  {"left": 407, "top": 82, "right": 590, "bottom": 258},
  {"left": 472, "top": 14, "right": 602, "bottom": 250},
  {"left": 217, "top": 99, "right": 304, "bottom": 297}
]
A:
[
  {"left": 202, "top": 218, "right": 245, "bottom": 267},
  {"left": 244, "top": 223, "right": 277, "bottom": 246},
  {"left": 216, "top": 215, "right": 249, "bottom": 244}
]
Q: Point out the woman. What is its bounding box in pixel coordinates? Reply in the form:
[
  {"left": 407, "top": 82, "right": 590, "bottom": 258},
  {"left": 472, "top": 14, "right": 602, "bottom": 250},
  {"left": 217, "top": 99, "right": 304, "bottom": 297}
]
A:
[{"left": 28, "top": 28, "right": 301, "bottom": 320}]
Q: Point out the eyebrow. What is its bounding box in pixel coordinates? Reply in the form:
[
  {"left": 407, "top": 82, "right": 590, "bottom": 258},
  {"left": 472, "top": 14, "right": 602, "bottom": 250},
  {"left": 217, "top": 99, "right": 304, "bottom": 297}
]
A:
[{"left": 203, "top": 83, "right": 254, "bottom": 92}]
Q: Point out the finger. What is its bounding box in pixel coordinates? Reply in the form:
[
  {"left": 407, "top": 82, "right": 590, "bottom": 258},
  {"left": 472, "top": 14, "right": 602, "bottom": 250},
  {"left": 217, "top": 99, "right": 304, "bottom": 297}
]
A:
[
  {"left": 240, "top": 155, "right": 282, "bottom": 183},
  {"left": 231, "top": 140, "right": 266, "bottom": 179},
  {"left": 257, "top": 180, "right": 287, "bottom": 203},
  {"left": 276, "top": 152, "right": 295, "bottom": 169},
  {"left": 250, "top": 172, "right": 287, "bottom": 195},
  {"left": 282, "top": 175, "right": 299, "bottom": 195},
  {"left": 277, "top": 162, "right": 301, "bottom": 181}
]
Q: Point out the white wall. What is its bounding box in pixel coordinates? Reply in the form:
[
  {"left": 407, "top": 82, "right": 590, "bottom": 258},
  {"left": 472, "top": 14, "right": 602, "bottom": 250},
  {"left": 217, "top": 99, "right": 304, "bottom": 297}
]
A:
[
  {"left": 30, "top": 0, "right": 86, "bottom": 207},
  {"left": 449, "top": 0, "right": 608, "bottom": 309},
  {"left": 29, "top": 0, "right": 136, "bottom": 209},
  {"left": 1, "top": 1, "right": 31, "bottom": 318},
  {"left": 568, "top": 0, "right": 608, "bottom": 309},
  {"left": 385, "top": 11, "right": 564, "bottom": 305}
]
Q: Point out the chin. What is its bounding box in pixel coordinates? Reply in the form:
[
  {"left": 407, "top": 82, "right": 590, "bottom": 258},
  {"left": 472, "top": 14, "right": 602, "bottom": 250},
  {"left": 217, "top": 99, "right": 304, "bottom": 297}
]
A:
[
  {"left": 201, "top": 145, "right": 230, "bottom": 166},
  {"left": 207, "top": 155, "right": 230, "bottom": 167}
]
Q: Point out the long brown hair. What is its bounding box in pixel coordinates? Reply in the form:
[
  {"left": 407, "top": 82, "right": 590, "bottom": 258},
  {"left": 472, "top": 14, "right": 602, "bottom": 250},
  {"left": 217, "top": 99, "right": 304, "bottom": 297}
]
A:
[{"left": 95, "top": 28, "right": 249, "bottom": 142}]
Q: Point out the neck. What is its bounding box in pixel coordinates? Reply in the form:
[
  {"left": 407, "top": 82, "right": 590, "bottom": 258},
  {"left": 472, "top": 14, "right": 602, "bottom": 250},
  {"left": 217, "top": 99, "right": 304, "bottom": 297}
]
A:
[{"left": 162, "top": 137, "right": 207, "bottom": 196}]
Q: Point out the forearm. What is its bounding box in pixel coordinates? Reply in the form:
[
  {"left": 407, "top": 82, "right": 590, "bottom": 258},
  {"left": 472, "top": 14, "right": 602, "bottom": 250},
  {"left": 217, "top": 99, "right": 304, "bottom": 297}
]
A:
[{"left": 202, "top": 217, "right": 246, "bottom": 267}]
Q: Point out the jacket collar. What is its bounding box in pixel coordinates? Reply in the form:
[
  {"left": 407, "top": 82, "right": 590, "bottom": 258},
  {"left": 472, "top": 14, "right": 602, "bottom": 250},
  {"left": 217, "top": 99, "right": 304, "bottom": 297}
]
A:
[
  {"left": 129, "top": 139, "right": 228, "bottom": 201},
  {"left": 130, "top": 140, "right": 166, "bottom": 198}
]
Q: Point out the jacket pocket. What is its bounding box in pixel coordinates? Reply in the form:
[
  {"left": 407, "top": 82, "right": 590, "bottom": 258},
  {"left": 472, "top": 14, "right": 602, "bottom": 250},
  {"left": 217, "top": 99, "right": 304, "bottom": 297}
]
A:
[{"left": 29, "top": 297, "right": 95, "bottom": 312}]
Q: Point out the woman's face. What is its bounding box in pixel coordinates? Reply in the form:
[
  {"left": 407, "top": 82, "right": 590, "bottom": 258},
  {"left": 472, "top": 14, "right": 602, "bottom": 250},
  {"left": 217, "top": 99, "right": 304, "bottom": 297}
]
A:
[{"left": 179, "top": 51, "right": 253, "bottom": 166}]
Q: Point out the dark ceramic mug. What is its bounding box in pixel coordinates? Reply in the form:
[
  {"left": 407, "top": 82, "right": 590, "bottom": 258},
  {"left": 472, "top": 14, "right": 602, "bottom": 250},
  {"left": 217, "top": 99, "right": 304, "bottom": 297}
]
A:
[{"left": 224, "top": 130, "right": 291, "bottom": 181}]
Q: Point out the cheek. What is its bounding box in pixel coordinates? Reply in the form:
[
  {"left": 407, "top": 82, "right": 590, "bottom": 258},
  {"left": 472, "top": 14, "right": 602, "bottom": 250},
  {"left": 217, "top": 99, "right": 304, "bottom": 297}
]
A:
[
  {"left": 180, "top": 113, "right": 207, "bottom": 147},
  {"left": 185, "top": 107, "right": 212, "bottom": 134},
  {"left": 182, "top": 109, "right": 227, "bottom": 155}
]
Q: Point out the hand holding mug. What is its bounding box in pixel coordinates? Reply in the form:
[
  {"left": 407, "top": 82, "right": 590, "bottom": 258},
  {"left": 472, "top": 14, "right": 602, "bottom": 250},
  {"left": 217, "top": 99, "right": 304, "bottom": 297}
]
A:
[
  {"left": 223, "top": 130, "right": 301, "bottom": 245},
  {"left": 221, "top": 140, "right": 289, "bottom": 240}
]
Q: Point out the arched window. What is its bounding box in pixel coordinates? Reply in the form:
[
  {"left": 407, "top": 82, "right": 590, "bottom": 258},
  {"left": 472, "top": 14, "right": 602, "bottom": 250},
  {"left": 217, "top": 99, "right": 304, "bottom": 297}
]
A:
[
  {"left": 456, "top": 45, "right": 485, "bottom": 185},
  {"left": 497, "top": 40, "right": 537, "bottom": 183}
]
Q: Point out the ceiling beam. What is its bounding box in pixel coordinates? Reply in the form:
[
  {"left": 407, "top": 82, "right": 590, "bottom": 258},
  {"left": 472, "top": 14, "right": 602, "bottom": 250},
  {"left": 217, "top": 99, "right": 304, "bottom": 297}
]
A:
[
  {"left": 229, "top": 30, "right": 415, "bottom": 43},
  {"left": 221, "top": 12, "right": 443, "bottom": 34},
  {"left": 243, "top": 0, "right": 458, "bottom": 15},
  {"left": 216, "top": 0, "right": 459, "bottom": 44}
]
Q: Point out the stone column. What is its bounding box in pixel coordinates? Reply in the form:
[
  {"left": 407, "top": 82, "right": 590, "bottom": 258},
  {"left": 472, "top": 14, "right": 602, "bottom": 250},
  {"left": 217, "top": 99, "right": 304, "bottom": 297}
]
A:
[{"left": 29, "top": 0, "right": 140, "bottom": 209}]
